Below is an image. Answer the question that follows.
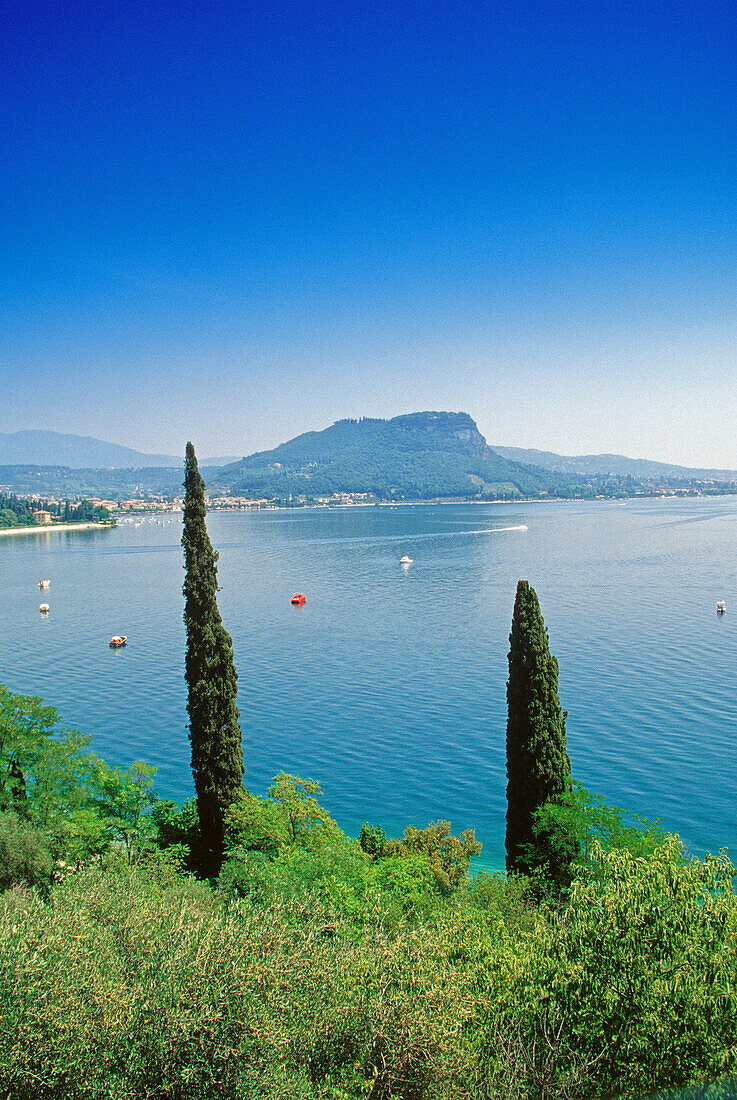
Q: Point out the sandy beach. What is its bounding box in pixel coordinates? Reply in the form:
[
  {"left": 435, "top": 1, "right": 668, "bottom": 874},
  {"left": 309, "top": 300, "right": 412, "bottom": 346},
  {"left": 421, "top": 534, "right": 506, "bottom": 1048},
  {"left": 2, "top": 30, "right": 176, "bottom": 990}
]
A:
[{"left": 0, "top": 522, "right": 115, "bottom": 537}]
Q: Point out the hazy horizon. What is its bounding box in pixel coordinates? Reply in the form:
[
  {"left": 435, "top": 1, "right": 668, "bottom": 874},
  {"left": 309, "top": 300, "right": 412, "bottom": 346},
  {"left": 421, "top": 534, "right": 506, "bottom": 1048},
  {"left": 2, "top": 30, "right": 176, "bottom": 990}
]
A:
[
  {"left": 4, "top": 413, "right": 737, "bottom": 473},
  {"left": 4, "top": 3, "right": 736, "bottom": 466}
]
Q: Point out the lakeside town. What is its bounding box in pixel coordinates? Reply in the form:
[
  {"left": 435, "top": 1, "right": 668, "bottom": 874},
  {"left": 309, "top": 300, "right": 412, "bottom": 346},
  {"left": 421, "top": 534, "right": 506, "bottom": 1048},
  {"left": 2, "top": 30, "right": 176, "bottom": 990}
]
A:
[
  {"left": 0, "top": 481, "right": 723, "bottom": 529},
  {"left": 0, "top": 490, "right": 380, "bottom": 526}
]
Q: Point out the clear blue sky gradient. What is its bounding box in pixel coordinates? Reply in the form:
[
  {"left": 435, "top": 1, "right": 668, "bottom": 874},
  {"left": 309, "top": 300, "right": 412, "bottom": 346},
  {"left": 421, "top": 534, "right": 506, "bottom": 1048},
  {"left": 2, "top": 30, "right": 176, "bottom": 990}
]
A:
[{"left": 2, "top": 1, "right": 737, "bottom": 463}]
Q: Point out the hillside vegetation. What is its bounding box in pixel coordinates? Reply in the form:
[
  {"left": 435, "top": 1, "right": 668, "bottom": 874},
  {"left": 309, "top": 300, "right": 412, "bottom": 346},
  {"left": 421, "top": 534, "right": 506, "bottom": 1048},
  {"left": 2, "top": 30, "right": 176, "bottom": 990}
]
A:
[
  {"left": 1, "top": 671, "right": 736, "bottom": 1099},
  {"left": 213, "top": 412, "right": 578, "bottom": 501}
]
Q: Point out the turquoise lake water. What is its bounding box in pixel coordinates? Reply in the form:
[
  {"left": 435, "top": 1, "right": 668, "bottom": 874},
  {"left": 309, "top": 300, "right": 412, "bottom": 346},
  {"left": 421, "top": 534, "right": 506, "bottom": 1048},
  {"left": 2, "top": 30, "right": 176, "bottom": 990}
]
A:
[{"left": 1, "top": 497, "right": 736, "bottom": 869}]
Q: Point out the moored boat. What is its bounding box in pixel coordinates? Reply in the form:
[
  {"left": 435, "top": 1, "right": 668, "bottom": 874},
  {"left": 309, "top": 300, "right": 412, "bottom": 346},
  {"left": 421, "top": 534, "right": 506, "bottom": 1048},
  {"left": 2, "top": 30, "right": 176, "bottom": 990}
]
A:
[
  {"left": 717, "top": 600, "right": 726, "bottom": 614},
  {"left": 109, "top": 635, "right": 127, "bottom": 647},
  {"left": 291, "top": 593, "right": 306, "bottom": 605},
  {"left": 399, "top": 555, "right": 413, "bottom": 564},
  {"left": 39, "top": 579, "right": 50, "bottom": 589},
  {"left": 39, "top": 603, "right": 50, "bottom": 613}
]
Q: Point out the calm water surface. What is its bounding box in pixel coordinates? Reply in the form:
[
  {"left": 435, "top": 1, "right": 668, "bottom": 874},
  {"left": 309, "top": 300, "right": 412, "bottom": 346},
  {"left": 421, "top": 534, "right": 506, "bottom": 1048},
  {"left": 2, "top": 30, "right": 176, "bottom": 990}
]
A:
[{"left": 1, "top": 498, "right": 736, "bottom": 869}]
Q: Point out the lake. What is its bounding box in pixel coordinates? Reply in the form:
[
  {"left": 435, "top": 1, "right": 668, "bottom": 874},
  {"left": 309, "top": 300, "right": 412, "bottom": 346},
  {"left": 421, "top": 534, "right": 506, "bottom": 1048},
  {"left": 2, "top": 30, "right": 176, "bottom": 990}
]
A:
[{"left": 1, "top": 497, "right": 736, "bottom": 869}]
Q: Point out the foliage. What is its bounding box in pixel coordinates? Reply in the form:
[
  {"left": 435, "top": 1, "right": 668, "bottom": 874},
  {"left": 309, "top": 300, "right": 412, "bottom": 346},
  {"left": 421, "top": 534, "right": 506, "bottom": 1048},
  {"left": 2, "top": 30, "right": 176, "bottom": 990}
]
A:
[
  {"left": 223, "top": 787, "right": 289, "bottom": 856},
  {"left": 3, "top": 842, "right": 737, "bottom": 1100},
  {"left": 0, "top": 675, "right": 735, "bottom": 1100},
  {"left": 0, "top": 685, "right": 62, "bottom": 811},
  {"left": 359, "top": 822, "right": 387, "bottom": 859},
  {"left": 0, "top": 685, "right": 101, "bottom": 860},
  {"left": 0, "top": 862, "right": 477, "bottom": 1100},
  {"left": 89, "top": 759, "right": 158, "bottom": 863},
  {"left": 0, "top": 812, "right": 53, "bottom": 893},
  {"left": 182, "top": 441, "right": 244, "bottom": 877},
  {"left": 475, "top": 839, "right": 737, "bottom": 1100},
  {"left": 526, "top": 781, "right": 669, "bottom": 889},
  {"left": 505, "top": 580, "right": 573, "bottom": 878},
  {"left": 467, "top": 871, "right": 538, "bottom": 935},
  {"left": 151, "top": 796, "right": 201, "bottom": 870},
  {"left": 383, "top": 821, "right": 482, "bottom": 894},
  {"left": 265, "top": 773, "right": 343, "bottom": 847}
]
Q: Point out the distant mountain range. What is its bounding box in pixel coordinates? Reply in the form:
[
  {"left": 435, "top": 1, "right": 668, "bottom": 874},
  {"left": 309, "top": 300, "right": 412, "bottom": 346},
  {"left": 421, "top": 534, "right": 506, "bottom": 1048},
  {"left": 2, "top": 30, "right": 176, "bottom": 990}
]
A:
[
  {"left": 492, "top": 445, "right": 737, "bottom": 481},
  {"left": 0, "top": 431, "right": 238, "bottom": 469}
]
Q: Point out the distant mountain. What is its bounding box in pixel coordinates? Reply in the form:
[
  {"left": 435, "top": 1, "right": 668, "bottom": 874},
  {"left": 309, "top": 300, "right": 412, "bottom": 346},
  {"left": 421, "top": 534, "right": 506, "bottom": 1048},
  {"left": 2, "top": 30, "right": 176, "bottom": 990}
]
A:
[
  {"left": 211, "top": 412, "right": 575, "bottom": 501},
  {"left": 202, "top": 456, "right": 241, "bottom": 468},
  {"left": 0, "top": 431, "right": 234, "bottom": 469},
  {"left": 0, "top": 431, "right": 178, "bottom": 468},
  {"left": 491, "top": 446, "right": 737, "bottom": 481}
]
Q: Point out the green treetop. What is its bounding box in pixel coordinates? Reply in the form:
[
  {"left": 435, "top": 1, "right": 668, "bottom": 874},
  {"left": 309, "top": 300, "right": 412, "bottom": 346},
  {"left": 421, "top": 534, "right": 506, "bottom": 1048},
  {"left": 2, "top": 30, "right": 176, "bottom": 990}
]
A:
[
  {"left": 182, "top": 441, "right": 244, "bottom": 877},
  {"left": 505, "top": 579, "right": 572, "bottom": 877}
]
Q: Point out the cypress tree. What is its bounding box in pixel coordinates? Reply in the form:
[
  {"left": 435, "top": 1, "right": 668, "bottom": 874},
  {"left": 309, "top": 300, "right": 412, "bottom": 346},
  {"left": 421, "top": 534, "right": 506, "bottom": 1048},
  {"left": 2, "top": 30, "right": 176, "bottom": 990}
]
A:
[
  {"left": 182, "top": 442, "right": 244, "bottom": 877},
  {"left": 505, "top": 579, "right": 572, "bottom": 876}
]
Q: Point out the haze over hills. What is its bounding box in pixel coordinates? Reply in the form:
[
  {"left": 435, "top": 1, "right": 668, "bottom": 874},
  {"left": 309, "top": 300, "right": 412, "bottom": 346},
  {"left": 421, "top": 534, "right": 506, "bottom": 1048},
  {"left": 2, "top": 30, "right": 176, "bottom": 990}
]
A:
[
  {"left": 492, "top": 445, "right": 737, "bottom": 481},
  {"left": 211, "top": 412, "right": 575, "bottom": 501},
  {"left": 0, "top": 431, "right": 238, "bottom": 469},
  {"left": 4, "top": 416, "right": 737, "bottom": 502}
]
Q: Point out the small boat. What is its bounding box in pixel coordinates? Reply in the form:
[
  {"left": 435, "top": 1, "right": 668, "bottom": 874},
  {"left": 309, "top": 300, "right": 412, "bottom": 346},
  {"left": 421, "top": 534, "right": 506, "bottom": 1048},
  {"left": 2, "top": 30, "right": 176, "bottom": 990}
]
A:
[
  {"left": 717, "top": 601, "right": 727, "bottom": 614},
  {"left": 291, "top": 593, "right": 306, "bottom": 605},
  {"left": 399, "top": 555, "right": 413, "bottom": 564},
  {"left": 109, "top": 635, "right": 127, "bottom": 648},
  {"left": 39, "top": 579, "right": 50, "bottom": 589},
  {"left": 39, "top": 603, "right": 50, "bottom": 614}
]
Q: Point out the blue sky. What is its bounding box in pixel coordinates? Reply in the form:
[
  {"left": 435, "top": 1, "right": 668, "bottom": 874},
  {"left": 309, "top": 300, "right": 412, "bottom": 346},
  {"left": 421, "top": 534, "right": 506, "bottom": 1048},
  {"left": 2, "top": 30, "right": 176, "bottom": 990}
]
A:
[{"left": 2, "top": 1, "right": 737, "bottom": 464}]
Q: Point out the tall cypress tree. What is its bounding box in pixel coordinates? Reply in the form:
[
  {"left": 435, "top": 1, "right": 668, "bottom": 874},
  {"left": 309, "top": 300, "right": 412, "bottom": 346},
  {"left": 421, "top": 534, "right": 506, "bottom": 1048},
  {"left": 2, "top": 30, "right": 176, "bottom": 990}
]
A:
[
  {"left": 182, "top": 442, "right": 244, "bottom": 877},
  {"left": 505, "top": 579, "right": 572, "bottom": 876}
]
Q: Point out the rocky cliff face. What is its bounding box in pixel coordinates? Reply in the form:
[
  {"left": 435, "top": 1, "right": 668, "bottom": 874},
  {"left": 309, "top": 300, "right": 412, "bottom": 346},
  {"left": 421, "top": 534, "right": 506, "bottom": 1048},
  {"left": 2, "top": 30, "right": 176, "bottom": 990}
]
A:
[{"left": 389, "top": 411, "right": 487, "bottom": 447}]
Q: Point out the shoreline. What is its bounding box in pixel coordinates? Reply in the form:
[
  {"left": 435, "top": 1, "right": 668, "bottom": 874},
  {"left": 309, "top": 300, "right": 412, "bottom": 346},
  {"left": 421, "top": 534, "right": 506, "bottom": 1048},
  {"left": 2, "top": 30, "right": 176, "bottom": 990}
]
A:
[
  {"left": 205, "top": 490, "right": 737, "bottom": 513},
  {"left": 0, "top": 521, "right": 115, "bottom": 537}
]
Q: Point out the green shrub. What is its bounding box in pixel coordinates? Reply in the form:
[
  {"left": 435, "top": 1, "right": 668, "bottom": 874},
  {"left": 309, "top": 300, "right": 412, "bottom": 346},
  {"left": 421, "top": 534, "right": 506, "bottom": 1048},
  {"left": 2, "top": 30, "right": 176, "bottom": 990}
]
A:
[
  {"left": 0, "top": 811, "right": 53, "bottom": 893},
  {"left": 0, "top": 862, "right": 475, "bottom": 1099},
  {"left": 474, "top": 839, "right": 737, "bottom": 1100},
  {"left": 223, "top": 788, "right": 289, "bottom": 856},
  {"left": 383, "top": 821, "right": 482, "bottom": 894},
  {"left": 466, "top": 870, "right": 537, "bottom": 934},
  {"left": 359, "top": 822, "right": 386, "bottom": 859}
]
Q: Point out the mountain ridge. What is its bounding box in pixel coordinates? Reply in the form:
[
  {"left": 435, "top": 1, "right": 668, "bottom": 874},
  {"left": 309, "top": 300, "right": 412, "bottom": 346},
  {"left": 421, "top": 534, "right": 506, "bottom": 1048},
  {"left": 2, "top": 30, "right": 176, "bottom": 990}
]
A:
[
  {"left": 491, "top": 445, "right": 737, "bottom": 481},
  {"left": 0, "top": 430, "right": 236, "bottom": 469}
]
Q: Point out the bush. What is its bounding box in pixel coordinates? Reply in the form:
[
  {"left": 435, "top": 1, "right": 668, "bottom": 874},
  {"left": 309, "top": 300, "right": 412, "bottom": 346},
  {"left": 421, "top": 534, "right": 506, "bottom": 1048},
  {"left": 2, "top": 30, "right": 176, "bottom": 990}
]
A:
[
  {"left": 359, "top": 822, "right": 386, "bottom": 859},
  {"left": 0, "top": 812, "right": 53, "bottom": 893},
  {"left": 466, "top": 871, "right": 537, "bottom": 934},
  {"left": 0, "top": 862, "right": 476, "bottom": 1099},
  {"left": 383, "top": 821, "right": 482, "bottom": 894},
  {"left": 474, "top": 839, "right": 737, "bottom": 1099}
]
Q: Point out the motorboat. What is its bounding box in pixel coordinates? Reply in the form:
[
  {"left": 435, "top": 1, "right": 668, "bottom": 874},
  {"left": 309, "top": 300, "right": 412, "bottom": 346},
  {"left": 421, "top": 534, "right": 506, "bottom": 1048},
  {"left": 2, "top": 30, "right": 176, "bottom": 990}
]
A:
[
  {"left": 291, "top": 593, "right": 306, "bottom": 605},
  {"left": 109, "top": 635, "right": 127, "bottom": 647},
  {"left": 39, "top": 579, "right": 50, "bottom": 589},
  {"left": 39, "top": 603, "right": 50, "bottom": 614},
  {"left": 399, "top": 555, "right": 413, "bottom": 564},
  {"left": 717, "top": 601, "right": 726, "bottom": 614}
]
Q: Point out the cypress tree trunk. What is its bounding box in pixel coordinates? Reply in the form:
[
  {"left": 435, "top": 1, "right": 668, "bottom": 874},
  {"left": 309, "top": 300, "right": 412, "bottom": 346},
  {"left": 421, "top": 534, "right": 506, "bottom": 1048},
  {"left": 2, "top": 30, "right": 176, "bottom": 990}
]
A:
[
  {"left": 182, "top": 442, "right": 244, "bottom": 877},
  {"left": 505, "top": 579, "right": 572, "bottom": 876}
]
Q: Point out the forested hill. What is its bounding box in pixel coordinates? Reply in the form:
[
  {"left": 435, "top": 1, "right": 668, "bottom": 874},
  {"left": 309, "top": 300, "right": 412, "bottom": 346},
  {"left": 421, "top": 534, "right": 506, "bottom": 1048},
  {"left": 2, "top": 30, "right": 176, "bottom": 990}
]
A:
[{"left": 211, "top": 412, "right": 578, "bottom": 501}]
